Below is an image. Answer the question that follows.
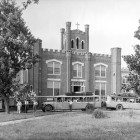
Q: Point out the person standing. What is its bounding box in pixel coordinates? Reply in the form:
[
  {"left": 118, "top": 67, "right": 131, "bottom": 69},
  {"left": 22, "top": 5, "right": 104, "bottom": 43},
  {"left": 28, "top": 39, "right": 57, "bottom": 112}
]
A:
[
  {"left": 69, "top": 100, "right": 73, "bottom": 112},
  {"left": 24, "top": 99, "right": 29, "bottom": 113},
  {"left": 33, "top": 100, "right": 38, "bottom": 112},
  {"left": 17, "top": 100, "right": 22, "bottom": 114}
]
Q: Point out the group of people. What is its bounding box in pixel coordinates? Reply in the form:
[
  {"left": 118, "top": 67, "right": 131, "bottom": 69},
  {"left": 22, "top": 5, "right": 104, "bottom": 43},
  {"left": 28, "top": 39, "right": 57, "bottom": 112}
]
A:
[{"left": 16, "top": 99, "right": 38, "bottom": 114}]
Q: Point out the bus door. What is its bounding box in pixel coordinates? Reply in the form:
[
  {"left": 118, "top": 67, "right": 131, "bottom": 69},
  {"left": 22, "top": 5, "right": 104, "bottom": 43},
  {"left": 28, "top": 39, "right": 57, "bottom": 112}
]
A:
[
  {"left": 54, "top": 97, "right": 64, "bottom": 110},
  {"left": 61, "top": 97, "right": 70, "bottom": 110},
  {"left": 94, "top": 97, "right": 101, "bottom": 107}
]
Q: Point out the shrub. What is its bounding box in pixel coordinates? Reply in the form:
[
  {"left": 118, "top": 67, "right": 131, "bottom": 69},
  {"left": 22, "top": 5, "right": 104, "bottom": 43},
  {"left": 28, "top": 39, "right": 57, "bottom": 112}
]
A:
[
  {"left": 86, "top": 103, "right": 95, "bottom": 113},
  {"left": 93, "top": 109, "right": 106, "bottom": 119}
]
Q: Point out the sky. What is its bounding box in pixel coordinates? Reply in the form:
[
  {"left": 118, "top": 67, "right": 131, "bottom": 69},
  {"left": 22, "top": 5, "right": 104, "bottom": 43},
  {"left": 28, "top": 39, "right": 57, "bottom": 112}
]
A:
[{"left": 18, "top": 0, "right": 140, "bottom": 67}]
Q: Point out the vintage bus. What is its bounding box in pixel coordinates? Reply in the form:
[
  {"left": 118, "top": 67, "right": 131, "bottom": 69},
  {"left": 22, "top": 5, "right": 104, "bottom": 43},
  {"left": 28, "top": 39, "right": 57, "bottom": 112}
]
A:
[
  {"left": 106, "top": 95, "right": 140, "bottom": 110},
  {"left": 37, "top": 95, "right": 101, "bottom": 112}
]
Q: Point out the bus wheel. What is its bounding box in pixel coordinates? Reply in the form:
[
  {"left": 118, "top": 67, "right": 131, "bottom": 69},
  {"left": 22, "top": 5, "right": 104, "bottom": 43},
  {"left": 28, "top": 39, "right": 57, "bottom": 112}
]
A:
[
  {"left": 116, "top": 104, "right": 123, "bottom": 110},
  {"left": 44, "top": 105, "right": 53, "bottom": 112}
]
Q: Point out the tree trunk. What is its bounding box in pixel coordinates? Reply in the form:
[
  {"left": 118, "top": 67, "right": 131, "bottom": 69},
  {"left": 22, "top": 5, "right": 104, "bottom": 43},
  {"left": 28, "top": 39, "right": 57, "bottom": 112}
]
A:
[{"left": 3, "top": 96, "right": 10, "bottom": 114}]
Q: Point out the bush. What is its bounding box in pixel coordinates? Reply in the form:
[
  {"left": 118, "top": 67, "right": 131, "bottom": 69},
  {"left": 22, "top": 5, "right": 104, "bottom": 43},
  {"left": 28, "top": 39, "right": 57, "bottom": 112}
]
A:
[
  {"left": 86, "top": 103, "right": 95, "bottom": 113},
  {"left": 93, "top": 109, "right": 106, "bottom": 119}
]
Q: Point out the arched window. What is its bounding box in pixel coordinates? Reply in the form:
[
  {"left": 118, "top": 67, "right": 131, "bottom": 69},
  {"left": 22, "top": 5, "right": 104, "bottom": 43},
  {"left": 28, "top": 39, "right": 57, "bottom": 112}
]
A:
[
  {"left": 71, "top": 40, "right": 74, "bottom": 48},
  {"left": 46, "top": 59, "right": 62, "bottom": 75},
  {"left": 94, "top": 63, "right": 108, "bottom": 77},
  {"left": 81, "top": 41, "right": 84, "bottom": 49},
  {"left": 72, "top": 62, "right": 84, "bottom": 78},
  {"left": 76, "top": 38, "right": 79, "bottom": 49}
]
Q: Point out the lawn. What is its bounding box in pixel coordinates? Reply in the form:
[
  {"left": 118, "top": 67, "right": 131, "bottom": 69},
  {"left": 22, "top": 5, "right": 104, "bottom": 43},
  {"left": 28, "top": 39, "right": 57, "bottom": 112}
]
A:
[{"left": 0, "top": 110, "right": 140, "bottom": 140}]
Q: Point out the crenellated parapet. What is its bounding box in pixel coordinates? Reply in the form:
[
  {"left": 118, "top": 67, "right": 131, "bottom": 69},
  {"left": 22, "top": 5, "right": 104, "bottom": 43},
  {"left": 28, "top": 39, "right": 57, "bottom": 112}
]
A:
[
  {"left": 92, "top": 53, "right": 111, "bottom": 58},
  {"left": 42, "top": 48, "right": 112, "bottom": 59}
]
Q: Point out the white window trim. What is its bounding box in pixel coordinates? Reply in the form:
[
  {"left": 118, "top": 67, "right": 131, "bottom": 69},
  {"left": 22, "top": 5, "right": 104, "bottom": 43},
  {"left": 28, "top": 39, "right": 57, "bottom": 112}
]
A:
[
  {"left": 72, "top": 61, "right": 84, "bottom": 66},
  {"left": 46, "top": 59, "right": 62, "bottom": 75},
  {"left": 46, "top": 59, "right": 62, "bottom": 64},
  {"left": 47, "top": 78, "right": 61, "bottom": 81},
  {"left": 94, "top": 63, "right": 108, "bottom": 68},
  {"left": 95, "top": 80, "right": 107, "bottom": 83},
  {"left": 94, "top": 63, "right": 108, "bottom": 78},
  {"left": 71, "top": 79, "right": 85, "bottom": 82}
]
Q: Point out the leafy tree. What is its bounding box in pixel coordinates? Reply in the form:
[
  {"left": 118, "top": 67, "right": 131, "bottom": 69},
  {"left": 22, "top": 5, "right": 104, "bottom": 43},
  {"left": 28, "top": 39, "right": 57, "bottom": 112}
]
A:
[
  {"left": 0, "top": 0, "right": 39, "bottom": 113},
  {"left": 123, "top": 20, "right": 140, "bottom": 96}
]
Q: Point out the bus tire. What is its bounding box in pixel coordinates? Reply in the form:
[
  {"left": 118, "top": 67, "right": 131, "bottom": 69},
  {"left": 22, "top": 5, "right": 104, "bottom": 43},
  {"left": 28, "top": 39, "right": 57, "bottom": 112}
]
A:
[
  {"left": 44, "top": 105, "right": 53, "bottom": 112},
  {"left": 116, "top": 104, "right": 123, "bottom": 110}
]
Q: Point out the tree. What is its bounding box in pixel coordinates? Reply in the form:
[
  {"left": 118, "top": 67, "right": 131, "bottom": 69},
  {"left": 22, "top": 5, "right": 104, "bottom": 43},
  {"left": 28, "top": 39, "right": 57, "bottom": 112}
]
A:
[
  {"left": 0, "top": 0, "right": 39, "bottom": 113},
  {"left": 123, "top": 20, "right": 140, "bottom": 96}
]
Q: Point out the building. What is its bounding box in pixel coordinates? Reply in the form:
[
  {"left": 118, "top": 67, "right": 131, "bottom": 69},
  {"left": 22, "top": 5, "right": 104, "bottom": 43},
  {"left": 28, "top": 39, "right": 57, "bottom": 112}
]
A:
[
  {"left": 22, "top": 22, "right": 122, "bottom": 104},
  {"left": 121, "top": 68, "right": 135, "bottom": 94}
]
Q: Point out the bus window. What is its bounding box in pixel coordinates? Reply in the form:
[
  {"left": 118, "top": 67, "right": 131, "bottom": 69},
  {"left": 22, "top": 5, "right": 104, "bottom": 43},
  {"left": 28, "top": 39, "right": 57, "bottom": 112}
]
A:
[
  {"left": 57, "top": 97, "right": 62, "bottom": 102},
  {"left": 87, "top": 97, "right": 93, "bottom": 102},
  {"left": 136, "top": 99, "right": 140, "bottom": 103},
  {"left": 123, "top": 98, "right": 128, "bottom": 102},
  {"left": 111, "top": 97, "right": 116, "bottom": 101},
  {"left": 130, "top": 99, "right": 135, "bottom": 103},
  {"left": 116, "top": 97, "right": 122, "bottom": 102},
  {"left": 94, "top": 97, "right": 99, "bottom": 102}
]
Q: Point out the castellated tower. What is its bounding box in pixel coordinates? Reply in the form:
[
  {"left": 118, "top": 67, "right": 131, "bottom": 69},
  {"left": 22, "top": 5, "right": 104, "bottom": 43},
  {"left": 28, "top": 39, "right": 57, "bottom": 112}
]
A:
[
  {"left": 111, "top": 48, "right": 121, "bottom": 95},
  {"left": 60, "top": 22, "right": 89, "bottom": 52}
]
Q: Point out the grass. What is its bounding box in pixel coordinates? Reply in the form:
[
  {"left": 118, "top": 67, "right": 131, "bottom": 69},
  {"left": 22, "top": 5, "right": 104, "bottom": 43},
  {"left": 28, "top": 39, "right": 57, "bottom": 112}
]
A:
[
  {"left": 0, "top": 109, "right": 64, "bottom": 123},
  {"left": 0, "top": 110, "right": 140, "bottom": 139}
]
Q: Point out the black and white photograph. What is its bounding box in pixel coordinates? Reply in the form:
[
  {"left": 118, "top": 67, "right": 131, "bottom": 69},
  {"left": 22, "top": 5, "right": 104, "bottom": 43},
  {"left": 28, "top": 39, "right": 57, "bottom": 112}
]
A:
[{"left": 0, "top": 0, "right": 140, "bottom": 139}]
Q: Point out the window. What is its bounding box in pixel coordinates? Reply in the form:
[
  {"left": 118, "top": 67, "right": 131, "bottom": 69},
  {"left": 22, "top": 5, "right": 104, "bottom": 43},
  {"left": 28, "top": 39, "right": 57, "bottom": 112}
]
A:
[
  {"left": 71, "top": 40, "right": 74, "bottom": 48},
  {"left": 47, "top": 80, "right": 60, "bottom": 96},
  {"left": 95, "top": 82, "right": 106, "bottom": 97},
  {"left": 20, "top": 69, "right": 28, "bottom": 84},
  {"left": 73, "top": 64, "right": 82, "bottom": 78},
  {"left": 81, "top": 41, "right": 84, "bottom": 49},
  {"left": 95, "top": 83, "right": 100, "bottom": 95},
  {"left": 46, "top": 60, "right": 62, "bottom": 75},
  {"left": 76, "top": 38, "right": 79, "bottom": 49},
  {"left": 95, "top": 64, "right": 107, "bottom": 77},
  {"left": 122, "top": 76, "right": 128, "bottom": 84},
  {"left": 71, "top": 81, "right": 85, "bottom": 92}
]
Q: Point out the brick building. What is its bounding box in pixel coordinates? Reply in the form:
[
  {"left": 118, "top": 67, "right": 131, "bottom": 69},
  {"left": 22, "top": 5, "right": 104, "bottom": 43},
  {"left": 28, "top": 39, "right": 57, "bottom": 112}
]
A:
[{"left": 23, "top": 22, "right": 122, "bottom": 104}]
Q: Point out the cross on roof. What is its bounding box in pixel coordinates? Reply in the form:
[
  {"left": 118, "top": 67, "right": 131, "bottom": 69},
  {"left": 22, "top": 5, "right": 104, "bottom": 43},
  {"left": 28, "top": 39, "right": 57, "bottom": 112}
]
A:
[{"left": 76, "top": 22, "right": 80, "bottom": 30}]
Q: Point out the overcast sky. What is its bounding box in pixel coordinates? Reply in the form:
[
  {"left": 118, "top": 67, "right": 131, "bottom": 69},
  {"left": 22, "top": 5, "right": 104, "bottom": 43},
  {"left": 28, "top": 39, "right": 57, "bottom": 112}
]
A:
[{"left": 20, "top": 0, "right": 140, "bottom": 67}]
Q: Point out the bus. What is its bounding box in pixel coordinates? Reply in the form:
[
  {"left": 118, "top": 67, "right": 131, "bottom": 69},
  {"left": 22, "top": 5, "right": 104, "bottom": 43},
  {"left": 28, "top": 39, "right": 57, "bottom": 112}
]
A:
[
  {"left": 38, "top": 95, "right": 101, "bottom": 112},
  {"left": 106, "top": 95, "right": 140, "bottom": 110}
]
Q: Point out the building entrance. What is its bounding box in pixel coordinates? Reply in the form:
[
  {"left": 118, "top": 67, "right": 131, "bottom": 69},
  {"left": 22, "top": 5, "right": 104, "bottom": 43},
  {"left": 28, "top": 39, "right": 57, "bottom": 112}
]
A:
[
  {"left": 74, "top": 86, "right": 80, "bottom": 92},
  {"left": 71, "top": 81, "right": 85, "bottom": 93}
]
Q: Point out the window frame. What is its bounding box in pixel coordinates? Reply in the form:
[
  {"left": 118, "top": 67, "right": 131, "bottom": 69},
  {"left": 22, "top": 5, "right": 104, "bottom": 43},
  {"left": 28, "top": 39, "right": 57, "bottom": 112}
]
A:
[
  {"left": 94, "top": 81, "right": 106, "bottom": 97},
  {"left": 46, "top": 59, "right": 62, "bottom": 75},
  {"left": 47, "top": 79, "right": 61, "bottom": 96},
  {"left": 94, "top": 63, "right": 108, "bottom": 78},
  {"left": 81, "top": 40, "right": 85, "bottom": 49},
  {"left": 71, "top": 39, "right": 74, "bottom": 49},
  {"left": 72, "top": 62, "right": 84, "bottom": 78},
  {"left": 76, "top": 37, "right": 80, "bottom": 49}
]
